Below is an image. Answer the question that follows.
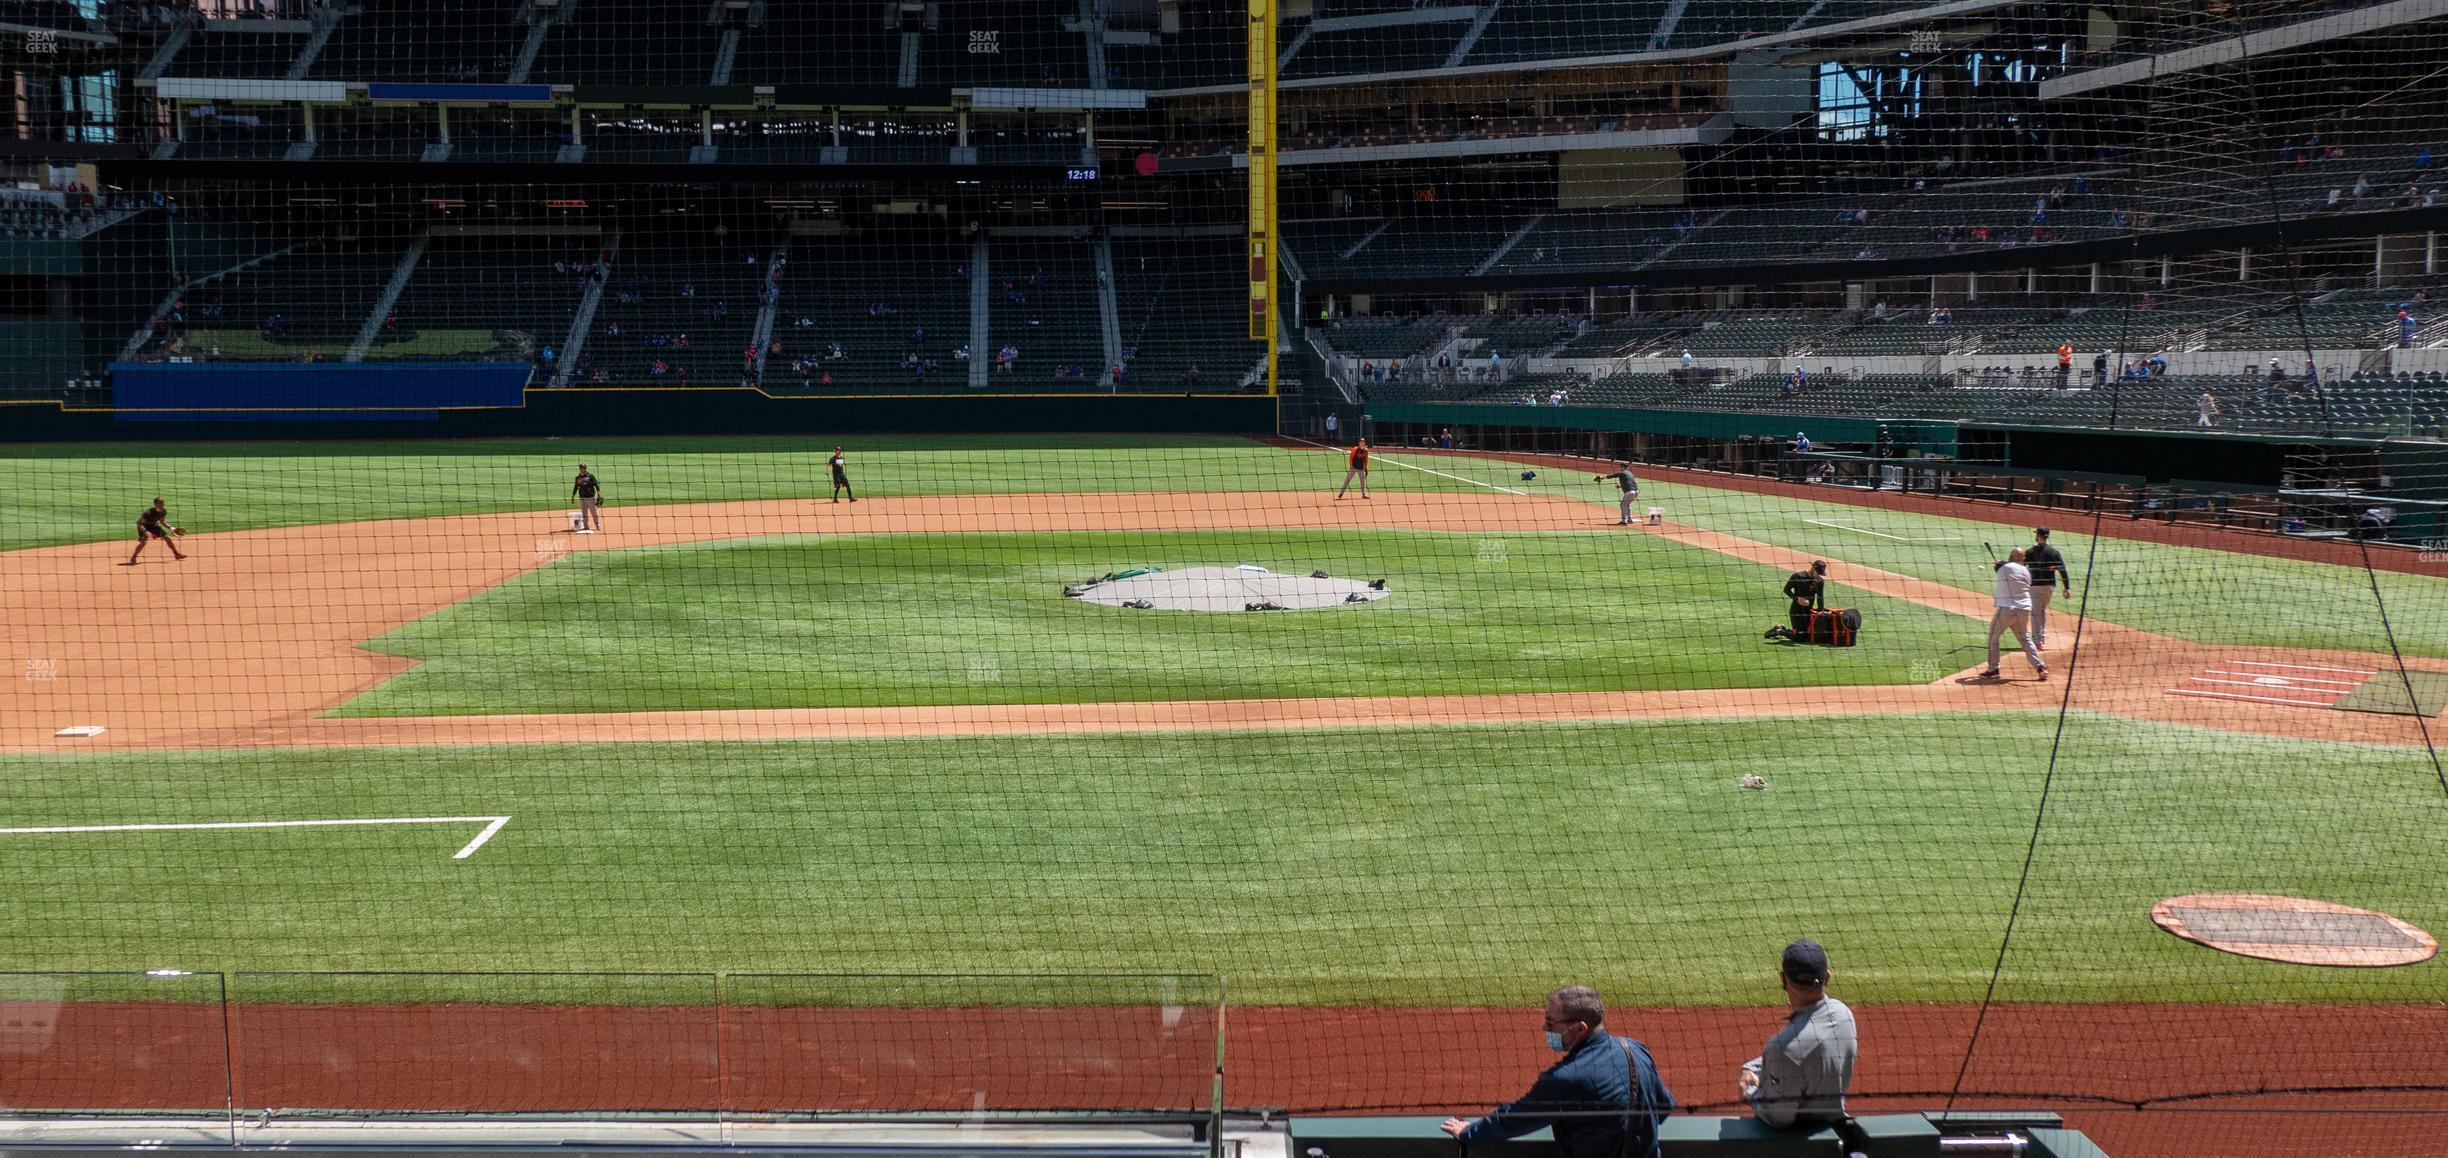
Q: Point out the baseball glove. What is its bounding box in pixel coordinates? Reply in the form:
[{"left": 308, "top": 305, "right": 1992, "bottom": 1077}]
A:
[{"left": 172, "top": 526, "right": 187, "bottom": 537}]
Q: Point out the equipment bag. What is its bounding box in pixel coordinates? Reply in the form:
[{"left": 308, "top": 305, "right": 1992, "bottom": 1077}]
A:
[{"left": 1808, "top": 608, "right": 1861, "bottom": 647}]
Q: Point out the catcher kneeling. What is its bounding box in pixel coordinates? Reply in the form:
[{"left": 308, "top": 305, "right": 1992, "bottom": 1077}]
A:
[{"left": 1767, "top": 559, "right": 1859, "bottom": 645}]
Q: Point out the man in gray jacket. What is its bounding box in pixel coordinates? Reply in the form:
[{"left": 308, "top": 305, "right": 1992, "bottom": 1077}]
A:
[
  {"left": 1985, "top": 549, "right": 2047, "bottom": 681},
  {"left": 1740, "top": 940, "right": 1858, "bottom": 1130}
]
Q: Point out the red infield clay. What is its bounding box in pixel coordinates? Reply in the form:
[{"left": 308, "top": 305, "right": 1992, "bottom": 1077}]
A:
[
  {"left": 4, "top": 488, "right": 2436, "bottom": 752},
  {"left": 5, "top": 999, "right": 2445, "bottom": 1157},
  {"left": 3, "top": 452, "right": 2444, "bottom": 1156},
  {"left": 2168, "top": 660, "right": 2377, "bottom": 710}
]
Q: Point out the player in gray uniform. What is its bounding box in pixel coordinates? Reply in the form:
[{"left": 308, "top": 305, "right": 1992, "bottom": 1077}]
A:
[
  {"left": 1594, "top": 463, "right": 1640, "bottom": 525},
  {"left": 1985, "top": 549, "right": 2047, "bottom": 680}
]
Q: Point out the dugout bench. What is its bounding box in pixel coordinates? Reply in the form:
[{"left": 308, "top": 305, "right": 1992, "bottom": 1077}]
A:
[{"left": 1290, "top": 1113, "right": 2105, "bottom": 1158}]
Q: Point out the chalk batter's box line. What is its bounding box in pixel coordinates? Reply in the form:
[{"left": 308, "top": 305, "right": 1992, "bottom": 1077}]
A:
[
  {"left": 2196, "top": 669, "right": 2367, "bottom": 689},
  {"left": 2167, "top": 688, "right": 2346, "bottom": 709},
  {"left": 2183, "top": 675, "right": 2352, "bottom": 693}
]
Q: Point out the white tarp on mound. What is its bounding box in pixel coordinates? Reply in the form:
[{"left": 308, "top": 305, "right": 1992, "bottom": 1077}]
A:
[{"left": 1069, "top": 566, "right": 1386, "bottom": 612}]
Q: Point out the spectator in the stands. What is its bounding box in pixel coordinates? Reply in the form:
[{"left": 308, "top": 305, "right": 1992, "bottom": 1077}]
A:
[
  {"left": 2146, "top": 352, "right": 2167, "bottom": 377},
  {"left": 2268, "top": 358, "right": 2286, "bottom": 383},
  {"left": 2056, "top": 343, "right": 2073, "bottom": 387},
  {"left": 2197, "top": 391, "right": 2220, "bottom": 427},
  {"left": 2326, "top": 187, "right": 2344, "bottom": 208},
  {"left": 2351, "top": 174, "right": 2370, "bottom": 200},
  {"left": 1681, "top": 348, "right": 1695, "bottom": 369},
  {"left": 2092, "top": 350, "right": 2109, "bottom": 383},
  {"left": 2402, "top": 309, "right": 2419, "bottom": 348},
  {"left": 1929, "top": 306, "right": 1952, "bottom": 325}
]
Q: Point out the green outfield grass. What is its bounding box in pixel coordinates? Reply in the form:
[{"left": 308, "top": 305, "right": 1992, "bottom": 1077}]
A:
[
  {"left": 6, "top": 435, "right": 2437, "bottom": 660},
  {"left": 0, "top": 435, "right": 1486, "bottom": 553},
  {"left": 1351, "top": 448, "right": 2448, "bottom": 659},
  {"left": 332, "top": 529, "right": 1974, "bottom": 716},
  {"left": 0, "top": 714, "right": 2437, "bottom": 1006}
]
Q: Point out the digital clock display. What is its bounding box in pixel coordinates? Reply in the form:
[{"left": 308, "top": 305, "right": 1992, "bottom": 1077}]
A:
[{"left": 1066, "top": 168, "right": 1100, "bottom": 181}]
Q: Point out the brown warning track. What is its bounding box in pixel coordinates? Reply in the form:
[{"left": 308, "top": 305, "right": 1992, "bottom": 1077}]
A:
[
  {"left": 2, "top": 488, "right": 2436, "bottom": 752},
  {"left": 7, "top": 999, "right": 2443, "bottom": 1158}
]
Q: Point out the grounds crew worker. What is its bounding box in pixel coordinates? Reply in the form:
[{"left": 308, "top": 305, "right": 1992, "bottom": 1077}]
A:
[
  {"left": 1766, "top": 560, "right": 1827, "bottom": 641},
  {"left": 2024, "top": 527, "right": 2070, "bottom": 650}
]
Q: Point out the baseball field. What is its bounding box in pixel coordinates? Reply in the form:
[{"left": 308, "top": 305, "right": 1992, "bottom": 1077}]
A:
[{"left": 2, "top": 433, "right": 2442, "bottom": 1150}]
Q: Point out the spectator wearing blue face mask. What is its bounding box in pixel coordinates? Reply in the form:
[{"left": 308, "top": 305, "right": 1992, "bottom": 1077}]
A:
[{"left": 1442, "top": 986, "right": 1676, "bottom": 1158}]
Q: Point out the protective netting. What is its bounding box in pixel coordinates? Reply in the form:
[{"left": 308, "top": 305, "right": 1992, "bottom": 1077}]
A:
[{"left": 2, "top": 4, "right": 2446, "bottom": 1158}]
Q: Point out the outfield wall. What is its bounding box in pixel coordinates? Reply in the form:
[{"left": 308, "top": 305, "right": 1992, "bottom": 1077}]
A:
[{"left": 0, "top": 388, "right": 1276, "bottom": 441}]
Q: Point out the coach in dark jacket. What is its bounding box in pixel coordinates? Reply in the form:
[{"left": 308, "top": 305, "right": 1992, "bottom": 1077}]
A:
[{"left": 1444, "top": 986, "right": 1675, "bottom": 1158}]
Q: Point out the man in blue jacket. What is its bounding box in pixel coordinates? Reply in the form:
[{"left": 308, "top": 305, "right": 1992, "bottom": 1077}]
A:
[{"left": 1442, "top": 986, "right": 1675, "bottom": 1158}]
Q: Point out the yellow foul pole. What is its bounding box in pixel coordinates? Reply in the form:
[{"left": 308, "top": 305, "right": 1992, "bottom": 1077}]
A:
[{"left": 1247, "top": 0, "right": 1278, "bottom": 395}]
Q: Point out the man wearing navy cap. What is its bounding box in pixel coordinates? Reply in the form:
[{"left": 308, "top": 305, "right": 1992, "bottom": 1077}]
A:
[{"left": 1739, "top": 940, "right": 1857, "bottom": 1129}]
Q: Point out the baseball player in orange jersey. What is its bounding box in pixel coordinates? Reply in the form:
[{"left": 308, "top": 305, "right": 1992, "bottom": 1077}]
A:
[{"left": 1335, "top": 438, "right": 1372, "bottom": 500}]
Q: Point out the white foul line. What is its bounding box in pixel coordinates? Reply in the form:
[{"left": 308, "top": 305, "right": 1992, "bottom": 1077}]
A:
[
  {"left": 1285, "top": 437, "right": 1528, "bottom": 495},
  {"left": 0, "top": 815, "right": 511, "bottom": 861},
  {"left": 1803, "top": 518, "right": 1963, "bottom": 543}
]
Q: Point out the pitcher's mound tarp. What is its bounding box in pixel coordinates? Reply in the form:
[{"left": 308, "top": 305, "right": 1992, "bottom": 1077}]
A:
[
  {"left": 2152, "top": 893, "right": 2438, "bottom": 967},
  {"left": 1067, "top": 566, "right": 1388, "bottom": 612}
]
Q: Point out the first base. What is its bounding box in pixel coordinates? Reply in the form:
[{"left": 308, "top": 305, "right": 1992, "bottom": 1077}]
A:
[{"left": 54, "top": 725, "right": 106, "bottom": 738}]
